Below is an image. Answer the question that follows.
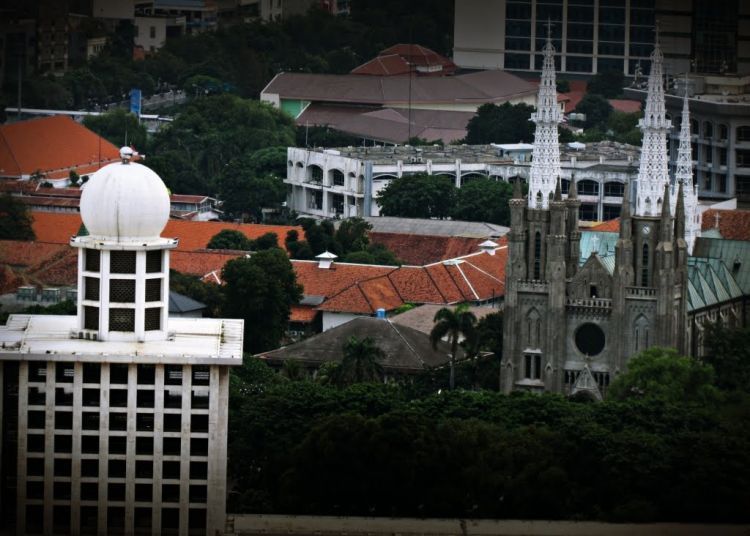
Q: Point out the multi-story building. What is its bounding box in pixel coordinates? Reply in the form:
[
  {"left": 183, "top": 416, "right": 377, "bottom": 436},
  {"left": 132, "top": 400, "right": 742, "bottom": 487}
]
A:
[
  {"left": 0, "top": 147, "right": 243, "bottom": 535},
  {"left": 454, "top": 0, "right": 750, "bottom": 76},
  {"left": 285, "top": 142, "right": 641, "bottom": 221}
]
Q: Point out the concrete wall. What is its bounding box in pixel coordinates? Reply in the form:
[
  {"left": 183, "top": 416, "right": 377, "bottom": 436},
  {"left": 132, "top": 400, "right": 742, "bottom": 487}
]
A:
[{"left": 322, "top": 311, "right": 365, "bottom": 332}]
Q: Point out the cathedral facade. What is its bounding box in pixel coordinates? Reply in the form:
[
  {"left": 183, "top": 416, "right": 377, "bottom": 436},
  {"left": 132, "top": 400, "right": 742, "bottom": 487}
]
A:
[{"left": 501, "top": 31, "right": 693, "bottom": 400}]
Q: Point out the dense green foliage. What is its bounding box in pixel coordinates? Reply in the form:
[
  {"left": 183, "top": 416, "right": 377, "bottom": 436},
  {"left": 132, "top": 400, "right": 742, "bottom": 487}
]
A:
[
  {"left": 430, "top": 304, "right": 477, "bottom": 390},
  {"left": 228, "top": 340, "right": 750, "bottom": 521},
  {"left": 169, "top": 270, "right": 224, "bottom": 318},
  {"left": 332, "top": 337, "right": 385, "bottom": 387},
  {"left": 286, "top": 217, "right": 401, "bottom": 265},
  {"left": 587, "top": 70, "right": 626, "bottom": 99},
  {"left": 452, "top": 179, "right": 513, "bottom": 225},
  {"left": 376, "top": 173, "right": 456, "bottom": 219},
  {"left": 206, "top": 230, "right": 253, "bottom": 250},
  {"left": 377, "top": 174, "right": 515, "bottom": 225},
  {"left": 0, "top": 194, "right": 35, "bottom": 240},
  {"left": 145, "top": 95, "right": 295, "bottom": 196},
  {"left": 5, "top": 3, "right": 453, "bottom": 111},
  {"left": 221, "top": 249, "right": 302, "bottom": 354},
  {"left": 83, "top": 108, "right": 148, "bottom": 150},
  {"left": 464, "top": 102, "right": 536, "bottom": 145},
  {"left": 573, "top": 94, "right": 614, "bottom": 130}
]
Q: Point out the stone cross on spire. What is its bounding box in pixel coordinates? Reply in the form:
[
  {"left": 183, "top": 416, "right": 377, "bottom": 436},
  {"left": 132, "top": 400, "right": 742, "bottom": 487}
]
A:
[
  {"left": 527, "top": 18, "right": 561, "bottom": 209},
  {"left": 675, "top": 76, "right": 701, "bottom": 253},
  {"left": 634, "top": 25, "right": 672, "bottom": 217}
]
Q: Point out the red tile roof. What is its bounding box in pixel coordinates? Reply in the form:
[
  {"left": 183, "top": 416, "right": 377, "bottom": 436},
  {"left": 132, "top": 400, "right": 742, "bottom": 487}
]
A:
[
  {"left": 290, "top": 305, "right": 319, "bottom": 323},
  {"left": 589, "top": 218, "right": 621, "bottom": 232},
  {"left": 0, "top": 240, "right": 76, "bottom": 293},
  {"left": 313, "top": 246, "right": 508, "bottom": 315},
  {"left": 351, "top": 44, "right": 456, "bottom": 77},
  {"left": 29, "top": 212, "right": 302, "bottom": 252},
  {"left": 702, "top": 209, "right": 750, "bottom": 241},
  {"left": 0, "top": 116, "right": 121, "bottom": 179},
  {"left": 369, "top": 232, "right": 485, "bottom": 265},
  {"left": 609, "top": 99, "right": 642, "bottom": 113}
]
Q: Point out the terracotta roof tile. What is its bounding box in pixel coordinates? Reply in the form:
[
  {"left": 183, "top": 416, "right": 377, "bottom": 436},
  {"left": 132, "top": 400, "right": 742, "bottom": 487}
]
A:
[
  {"left": 290, "top": 305, "right": 319, "bottom": 323},
  {"left": 387, "top": 267, "right": 444, "bottom": 303},
  {"left": 30, "top": 212, "right": 302, "bottom": 252},
  {"left": 589, "top": 218, "right": 621, "bottom": 232},
  {"left": 293, "top": 261, "right": 395, "bottom": 298},
  {"left": 318, "top": 284, "right": 374, "bottom": 314},
  {"left": 170, "top": 250, "right": 244, "bottom": 277},
  {"left": 0, "top": 116, "right": 120, "bottom": 179},
  {"left": 424, "top": 263, "right": 465, "bottom": 303},
  {"left": 702, "top": 209, "right": 750, "bottom": 241},
  {"left": 370, "top": 232, "right": 484, "bottom": 265}
]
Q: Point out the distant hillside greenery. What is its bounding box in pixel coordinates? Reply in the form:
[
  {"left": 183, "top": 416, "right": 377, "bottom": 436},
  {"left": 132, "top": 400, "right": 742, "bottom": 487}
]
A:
[
  {"left": 2, "top": 1, "right": 453, "bottom": 112},
  {"left": 228, "top": 325, "right": 750, "bottom": 522}
]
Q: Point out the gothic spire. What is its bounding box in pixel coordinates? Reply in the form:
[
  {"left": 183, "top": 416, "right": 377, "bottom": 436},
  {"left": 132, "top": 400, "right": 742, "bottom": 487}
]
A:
[
  {"left": 512, "top": 176, "right": 523, "bottom": 199},
  {"left": 567, "top": 175, "right": 577, "bottom": 200},
  {"left": 619, "top": 180, "right": 632, "bottom": 240},
  {"left": 527, "top": 20, "right": 562, "bottom": 209},
  {"left": 660, "top": 181, "right": 672, "bottom": 242},
  {"left": 675, "top": 79, "right": 701, "bottom": 253},
  {"left": 635, "top": 29, "right": 672, "bottom": 217},
  {"left": 675, "top": 180, "right": 685, "bottom": 240},
  {"left": 553, "top": 176, "right": 562, "bottom": 201}
]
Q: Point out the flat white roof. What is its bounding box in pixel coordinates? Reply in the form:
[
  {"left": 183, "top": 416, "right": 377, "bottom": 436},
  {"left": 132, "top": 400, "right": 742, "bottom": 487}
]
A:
[{"left": 0, "top": 315, "right": 243, "bottom": 365}]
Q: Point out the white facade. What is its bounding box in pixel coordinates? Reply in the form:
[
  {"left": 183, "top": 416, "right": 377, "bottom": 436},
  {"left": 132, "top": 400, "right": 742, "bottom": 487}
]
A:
[
  {"left": 286, "top": 143, "right": 641, "bottom": 222},
  {"left": 0, "top": 150, "right": 242, "bottom": 535}
]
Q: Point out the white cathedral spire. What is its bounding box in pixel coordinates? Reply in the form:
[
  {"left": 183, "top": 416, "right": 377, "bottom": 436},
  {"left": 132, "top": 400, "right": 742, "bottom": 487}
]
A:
[
  {"left": 635, "top": 30, "right": 672, "bottom": 216},
  {"left": 528, "top": 20, "right": 562, "bottom": 209},
  {"left": 675, "top": 79, "right": 701, "bottom": 253}
]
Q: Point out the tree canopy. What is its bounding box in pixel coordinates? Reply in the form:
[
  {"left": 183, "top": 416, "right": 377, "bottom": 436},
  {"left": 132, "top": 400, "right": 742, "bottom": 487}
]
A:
[
  {"left": 145, "top": 95, "right": 295, "bottom": 195},
  {"left": 376, "top": 173, "right": 455, "bottom": 219},
  {"left": 574, "top": 93, "right": 614, "bottom": 130},
  {"left": 83, "top": 108, "right": 148, "bottom": 152},
  {"left": 221, "top": 249, "right": 302, "bottom": 354},
  {"left": 0, "top": 194, "right": 35, "bottom": 240},
  {"left": 608, "top": 347, "right": 719, "bottom": 404},
  {"left": 463, "top": 102, "right": 536, "bottom": 145},
  {"left": 206, "top": 229, "right": 252, "bottom": 250},
  {"left": 452, "top": 178, "right": 513, "bottom": 225},
  {"left": 587, "top": 70, "right": 626, "bottom": 99},
  {"left": 430, "top": 304, "right": 477, "bottom": 389}
]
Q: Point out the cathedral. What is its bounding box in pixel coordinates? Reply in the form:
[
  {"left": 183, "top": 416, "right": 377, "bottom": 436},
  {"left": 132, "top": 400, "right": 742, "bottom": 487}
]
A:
[{"left": 501, "top": 30, "right": 699, "bottom": 400}]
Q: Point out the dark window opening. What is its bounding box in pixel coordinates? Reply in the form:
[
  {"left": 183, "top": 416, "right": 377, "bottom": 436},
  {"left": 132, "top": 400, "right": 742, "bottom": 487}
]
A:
[
  {"left": 137, "top": 413, "right": 155, "bottom": 431},
  {"left": 164, "top": 413, "right": 182, "bottom": 432},
  {"left": 56, "top": 363, "right": 74, "bottom": 383},
  {"left": 145, "top": 307, "right": 161, "bottom": 331},
  {"left": 110, "top": 412, "right": 127, "bottom": 431},
  {"left": 136, "top": 460, "right": 153, "bottom": 479},
  {"left": 81, "top": 482, "right": 98, "bottom": 501},
  {"left": 163, "top": 461, "right": 180, "bottom": 480},
  {"left": 189, "top": 461, "right": 207, "bottom": 480},
  {"left": 641, "top": 243, "right": 650, "bottom": 286},
  {"left": 574, "top": 323, "right": 606, "bottom": 356},
  {"left": 110, "top": 279, "right": 136, "bottom": 303},
  {"left": 109, "top": 436, "right": 126, "bottom": 455},
  {"left": 190, "top": 437, "right": 208, "bottom": 457},
  {"left": 109, "top": 308, "right": 135, "bottom": 331},
  {"left": 110, "top": 251, "right": 136, "bottom": 274},
  {"left": 85, "top": 276, "right": 100, "bottom": 301},
  {"left": 82, "top": 435, "right": 99, "bottom": 454},
  {"left": 146, "top": 250, "right": 162, "bottom": 273},
  {"left": 54, "top": 434, "right": 72, "bottom": 453},
  {"left": 85, "top": 249, "right": 100, "bottom": 272},
  {"left": 110, "top": 389, "right": 128, "bottom": 407},
  {"left": 109, "top": 459, "right": 126, "bottom": 478},
  {"left": 55, "top": 387, "right": 73, "bottom": 406},
  {"left": 136, "top": 436, "right": 153, "bottom": 455},
  {"left": 146, "top": 279, "right": 161, "bottom": 302},
  {"left": 83, "top": 388, "right": 100, "bottom": 407},
  {"left": 137, "top": 390, "right": 155, "bottom": 408},
  {"left": 533, "top": 232, "right": 542, "bottom": 280},
  {"left": 84, "top": 305, "right": 99, "bottom": 330},
  {"left": 164, "top": 437, "right": 182, "bottom": 456},
  {"left": 83, "top": 363, "right": 100, "bottom": 383},
  {"left": 82, "top": 459, "right": 98, "bottom": 478}
]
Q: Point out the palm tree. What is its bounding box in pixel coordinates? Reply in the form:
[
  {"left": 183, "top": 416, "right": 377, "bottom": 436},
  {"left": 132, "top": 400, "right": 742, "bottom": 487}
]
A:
[
  {"left": 430, "top": 304, "right": 477, "bottom": 390},
  {"left": 335, "top": 336, "right": 385, "bottom": 387}
]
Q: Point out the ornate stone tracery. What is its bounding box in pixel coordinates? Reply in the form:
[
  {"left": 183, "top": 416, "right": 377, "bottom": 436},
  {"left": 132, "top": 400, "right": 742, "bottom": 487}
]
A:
[{"left": 528, "top": 22, "right": 561, "bottom": 209}]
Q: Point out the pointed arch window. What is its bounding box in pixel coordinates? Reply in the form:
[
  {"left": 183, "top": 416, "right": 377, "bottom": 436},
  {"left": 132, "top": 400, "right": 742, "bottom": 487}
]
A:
[
  {"left": 634, "top": 315, "right": 650, "bottom": 352},
  {"left": 533, "top": 231, "right": 542, "bottom": 280},
  {"left": 641, "top": 243, "right": 650, "bottom": 286},
  {"left": 526, "top": 308, "right": 541, "bottom": 348}
]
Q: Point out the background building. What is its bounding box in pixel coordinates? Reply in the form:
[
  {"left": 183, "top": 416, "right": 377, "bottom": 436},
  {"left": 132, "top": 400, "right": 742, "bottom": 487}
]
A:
[
  {"left": 285, "top": 142, "right": 640, "bottom": 221},
  {"left": 0, "top": 148, "right": 242, "bottom": 535},
  {"left": 453, "top": 0, "right": 750, "bottom": 76}
]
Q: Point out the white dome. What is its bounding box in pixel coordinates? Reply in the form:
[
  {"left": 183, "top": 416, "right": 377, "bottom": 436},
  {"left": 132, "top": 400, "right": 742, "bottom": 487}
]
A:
[{"left": 80, "top": 159, "right": 170, "bottom": 241}]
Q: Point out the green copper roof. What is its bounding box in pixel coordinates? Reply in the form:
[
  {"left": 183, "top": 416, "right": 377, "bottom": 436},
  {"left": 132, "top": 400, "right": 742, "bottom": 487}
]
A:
[
  {"left": 579, "top": 231, "right": 618, "bottom": 265},
  {"left": 692, "top": 238, "right": 750, "bottom": 295},
  {"left": 687, "top": 256, "right": 745, "bottom": 312}
]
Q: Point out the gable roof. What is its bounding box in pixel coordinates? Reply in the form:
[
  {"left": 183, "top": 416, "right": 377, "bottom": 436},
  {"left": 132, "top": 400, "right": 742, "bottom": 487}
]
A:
[
  {"left": 369, "top": 232, "right": 486, "bottom": 265},
  {"left": 390, "top": 303, "right": 500, "bottom": 336},
  {"left": 0, "top": 116, "right": 121, "bottom": 179},
  {"left": 262, "top": 70, "right": 536, "bottom": 108},
  {"left": 257, "top": 316, "right": 454, "bottom": 372},
  {"left": 309, "top": 247, "right": 507, "bottom": 315},
  {"left": 351, "top": 44, "right": 456, "bottom": 77},
  {"left": 168, "top": 291, "right": 206, "bottom": 314},
  {"left": 693, "top": 237, "right": 750, "bottom": 295},
  {"left": 687, "top": 257, "right": 745, "bottom": 311}
]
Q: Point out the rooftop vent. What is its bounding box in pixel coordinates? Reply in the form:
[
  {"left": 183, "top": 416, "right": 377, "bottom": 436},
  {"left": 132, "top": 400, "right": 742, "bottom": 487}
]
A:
[{"left": 316, "top": 250, "right": 338, "bottom": 269}]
